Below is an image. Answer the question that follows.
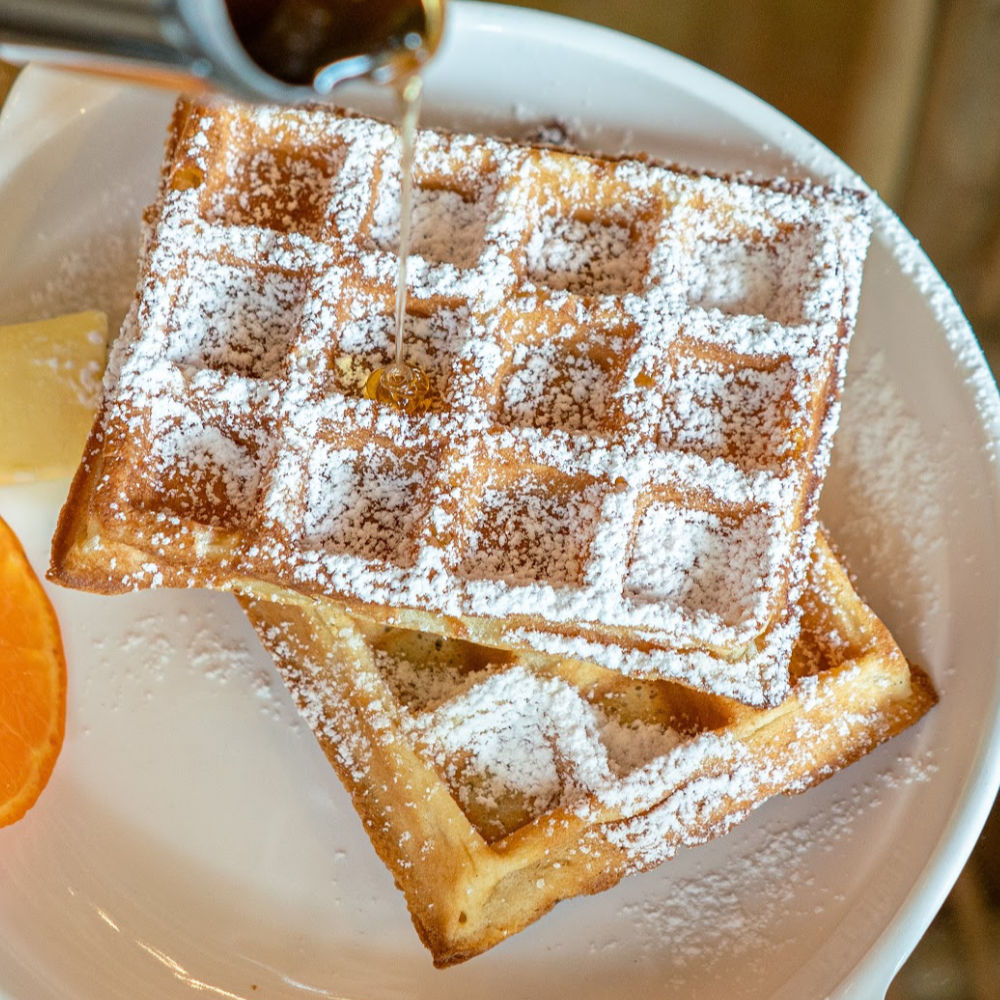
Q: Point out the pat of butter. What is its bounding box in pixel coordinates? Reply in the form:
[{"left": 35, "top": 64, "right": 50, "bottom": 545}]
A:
[{"left": 0, "top": 310, "right": 109, "bottom": 483}]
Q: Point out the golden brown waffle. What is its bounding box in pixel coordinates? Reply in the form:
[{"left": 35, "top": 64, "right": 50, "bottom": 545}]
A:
[
  {"left": 240, "top": 532, "right": 935, "bottom": 967},
  {"left": 50, "top": 98, "right": 871, "bottom": 705}
]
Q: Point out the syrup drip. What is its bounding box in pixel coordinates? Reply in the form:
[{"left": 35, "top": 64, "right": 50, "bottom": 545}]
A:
[{"left": 364, "top": 71, "right": 432, "bottom": 414}]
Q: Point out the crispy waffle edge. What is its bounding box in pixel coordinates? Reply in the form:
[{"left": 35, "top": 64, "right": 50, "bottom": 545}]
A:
[{"left": 239, "top": 533, "right": 936, "bottom": 967}]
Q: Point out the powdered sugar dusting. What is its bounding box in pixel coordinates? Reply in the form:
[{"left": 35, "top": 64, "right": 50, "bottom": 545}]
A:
[
  {"left": 251, "top": 522, "right": 932, "bottom": 853},
  {"left": 823, "top": 349, "right": 946, "bottom": 641},
  {"left": 76, "top": 98, "right": 872, "bottom": 704},
  {"left": 0, "top": 179, "right": 142, "bottom": 331},
  {"left": 610, "top": 751, "right": 937, "bottom": 992},
  {"left": 32, "top": 316, "right": 107, "bottom": 408},
  {"left": 626, "top": 504, "right": 779, "bottom": 625},
  {"left": 406, "top": 666, "right": 612, "bottom": 820},
  {"left": 238, "top": 526, "right": 935, "bottom": 969},
  {"left": 87, "top": 599, "right": 293, "bottom": 724}
]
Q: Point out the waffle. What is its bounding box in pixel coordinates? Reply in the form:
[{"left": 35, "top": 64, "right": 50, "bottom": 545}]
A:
[
  {"left": 49, "top": 97, "right": 871, "bottom": 705},
  {"left": 240, "top": 531, "right": 935, "bottom": 967}
]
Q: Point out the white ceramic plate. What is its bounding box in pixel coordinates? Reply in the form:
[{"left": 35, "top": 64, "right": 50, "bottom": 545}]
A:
[{"left": 2, "top": 4, "right": 1000, "bottom": 998}]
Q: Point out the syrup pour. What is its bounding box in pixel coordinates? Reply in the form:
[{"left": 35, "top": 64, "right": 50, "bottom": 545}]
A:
[
  {"left": 226, "top": 0, "right": 440, "bottom": 414},
  {"left": 363, "top": 71, "right": 432, "bottom": 414}
]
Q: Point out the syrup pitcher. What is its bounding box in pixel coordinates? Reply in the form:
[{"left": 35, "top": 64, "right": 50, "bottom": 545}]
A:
[{"left": 0, "top": 0, "right": 443, "bottom": 99}]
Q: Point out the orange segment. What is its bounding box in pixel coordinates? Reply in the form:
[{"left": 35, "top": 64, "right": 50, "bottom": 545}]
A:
[{"left": 0, "top": 515, "right": 66, "bottom": 827}]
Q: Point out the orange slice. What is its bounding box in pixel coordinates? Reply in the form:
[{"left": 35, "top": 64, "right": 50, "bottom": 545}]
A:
[{"left": 0, "top": 515, "right": 66, "bottom": 827}]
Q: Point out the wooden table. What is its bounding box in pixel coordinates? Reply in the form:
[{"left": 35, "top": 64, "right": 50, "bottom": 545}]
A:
[{"left": 0, "top": 61, "right": 17, "bottom": 104}]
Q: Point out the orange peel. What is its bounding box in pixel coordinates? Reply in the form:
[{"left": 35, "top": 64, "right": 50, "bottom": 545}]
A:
[{"left": 0, "top": 515, "right": 66, "bottom": 827}]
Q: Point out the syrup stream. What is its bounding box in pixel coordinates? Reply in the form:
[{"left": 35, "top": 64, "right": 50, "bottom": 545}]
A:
[
  {"left": 393, "top": 72, "right": 422, "bottom": 369},
  {"left": 225, "top": 0, "right": 438, "bottom": 412},
  {"left": 364, "top": 70, "right": 431, "bottom": 413}
]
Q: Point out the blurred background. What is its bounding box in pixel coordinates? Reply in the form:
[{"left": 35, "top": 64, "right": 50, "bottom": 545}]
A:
[
  {"left": 2, "top": 1, "right": 1000, "bottom": 996},
  {"left": 490, "top": 3, "right": 1000, "bottom": 997}
]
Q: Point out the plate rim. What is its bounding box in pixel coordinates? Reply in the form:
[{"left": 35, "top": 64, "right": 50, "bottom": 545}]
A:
[{"left": 2, "top": 3, "right": 1000, "bottom": 997}]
